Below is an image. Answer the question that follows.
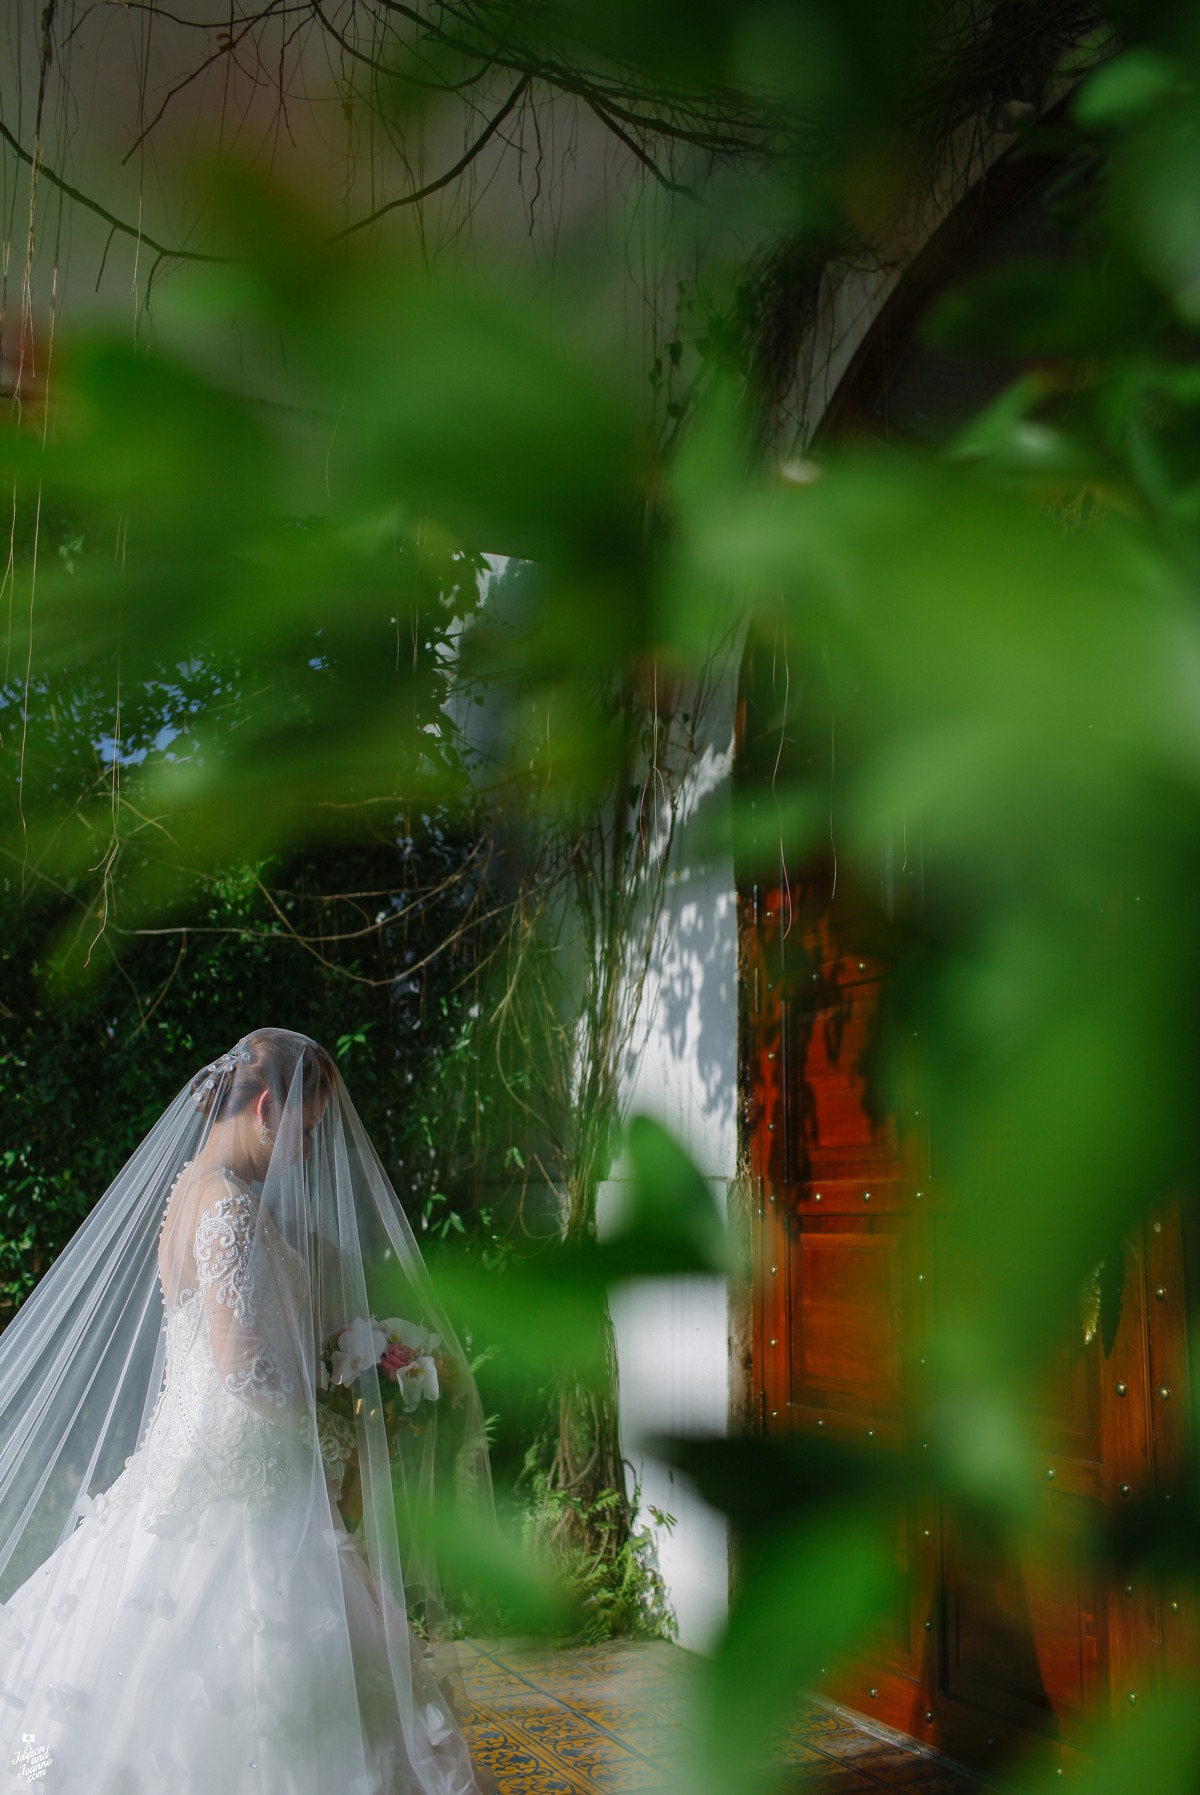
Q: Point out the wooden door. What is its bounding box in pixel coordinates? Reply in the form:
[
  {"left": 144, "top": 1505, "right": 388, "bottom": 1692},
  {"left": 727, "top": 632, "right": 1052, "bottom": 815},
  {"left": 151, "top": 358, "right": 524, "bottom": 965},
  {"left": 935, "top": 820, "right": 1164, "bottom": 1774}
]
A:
[{"left": 739, "top": 653, "right": 1199, "bottom": 1775}]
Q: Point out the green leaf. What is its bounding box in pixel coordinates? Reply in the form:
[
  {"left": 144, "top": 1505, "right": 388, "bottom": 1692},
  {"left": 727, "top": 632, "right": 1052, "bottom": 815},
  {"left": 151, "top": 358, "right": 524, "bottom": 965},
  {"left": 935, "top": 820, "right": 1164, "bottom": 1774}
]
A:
[
  {"left": 600, "top": 1114, "right": 728, "bottom": 1279},
  {"left": 1015, "top": 1691, "right": 1199, "bottom": 1794},
  {"left": 687, "top": 1509, "right": 893, "bottom": 1795},
  {"left": 1074, "top": 50, "right": 1177, "bottom": 129},
  {"left": 401, "top": 1493, "right": 573, "bottom": 1635}
]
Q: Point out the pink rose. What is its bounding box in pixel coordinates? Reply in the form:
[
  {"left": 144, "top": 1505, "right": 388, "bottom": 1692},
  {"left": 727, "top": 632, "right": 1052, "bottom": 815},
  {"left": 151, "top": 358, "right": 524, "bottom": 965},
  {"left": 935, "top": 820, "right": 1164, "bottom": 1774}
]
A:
[{"left": 380, "top": 1341, "right": 416, "bottom": 1382}]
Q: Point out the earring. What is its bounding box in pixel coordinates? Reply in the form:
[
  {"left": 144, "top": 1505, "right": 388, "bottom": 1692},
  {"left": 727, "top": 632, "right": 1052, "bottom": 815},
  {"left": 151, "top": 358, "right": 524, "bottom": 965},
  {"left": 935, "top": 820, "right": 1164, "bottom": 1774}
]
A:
[{"left": 260, "top": 1123, "right": 269, "bottom": 1146}]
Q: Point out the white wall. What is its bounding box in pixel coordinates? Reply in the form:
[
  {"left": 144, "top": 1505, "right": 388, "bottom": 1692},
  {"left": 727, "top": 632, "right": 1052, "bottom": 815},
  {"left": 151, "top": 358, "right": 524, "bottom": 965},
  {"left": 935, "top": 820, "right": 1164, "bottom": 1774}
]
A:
[
  {"left": 607, "top": 1262, "right": 733, "bottom": 1651},
  {"left": 601, "top": 674, "right": 742, "bottom": 1653}
]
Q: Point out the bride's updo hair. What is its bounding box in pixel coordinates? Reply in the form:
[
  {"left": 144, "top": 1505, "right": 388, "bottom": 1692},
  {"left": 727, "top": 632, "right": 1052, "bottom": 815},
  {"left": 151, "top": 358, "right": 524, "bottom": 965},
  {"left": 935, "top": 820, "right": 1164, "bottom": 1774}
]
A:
[{"left": 190, "top": 1029, "right": 336, "bottom": 1121}]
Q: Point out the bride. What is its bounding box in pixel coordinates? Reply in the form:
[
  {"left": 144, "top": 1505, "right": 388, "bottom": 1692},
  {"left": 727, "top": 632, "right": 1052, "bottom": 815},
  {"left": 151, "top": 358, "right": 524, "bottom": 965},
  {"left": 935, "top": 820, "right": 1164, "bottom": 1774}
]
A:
[{"left": 0, "top": 1028, "right": 497, "bottom": 1794}]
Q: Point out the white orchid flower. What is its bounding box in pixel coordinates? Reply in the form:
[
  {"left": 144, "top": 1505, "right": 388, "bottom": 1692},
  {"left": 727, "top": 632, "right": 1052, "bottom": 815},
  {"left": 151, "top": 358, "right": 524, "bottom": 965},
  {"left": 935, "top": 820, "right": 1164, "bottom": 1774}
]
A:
[
  {"left": 330, "top": 1316, "right": 387, "bottom": 1387},
  {"left": 399, "top": 1353, "right": 440, "bottom": 1410},
  {"left": 381, "top": 1317, "right": 440, "bottom": 1356}
]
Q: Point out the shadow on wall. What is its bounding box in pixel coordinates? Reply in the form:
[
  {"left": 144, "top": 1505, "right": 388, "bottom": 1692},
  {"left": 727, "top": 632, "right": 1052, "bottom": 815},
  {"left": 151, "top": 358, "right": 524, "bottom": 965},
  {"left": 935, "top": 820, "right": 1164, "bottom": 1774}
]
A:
[
  {"left": 607, "top": 662, "right": 742, "bottom": 1652},
  {"left": 622, "top": 673, "right": 740, "bottom": 1182}
]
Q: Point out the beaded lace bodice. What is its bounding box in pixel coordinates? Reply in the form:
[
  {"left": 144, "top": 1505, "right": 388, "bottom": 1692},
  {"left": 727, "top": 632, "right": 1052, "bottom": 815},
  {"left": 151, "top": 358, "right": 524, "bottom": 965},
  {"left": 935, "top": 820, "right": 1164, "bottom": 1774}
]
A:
[{"left": 81, "top": 1168, "right": 319, "bottom": 1537}]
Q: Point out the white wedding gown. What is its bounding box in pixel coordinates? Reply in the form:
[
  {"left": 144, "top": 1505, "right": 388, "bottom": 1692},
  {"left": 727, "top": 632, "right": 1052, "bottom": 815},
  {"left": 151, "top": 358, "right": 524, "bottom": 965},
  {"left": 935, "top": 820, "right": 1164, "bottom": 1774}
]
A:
[{"left": 0, "top": 1170, "right": 481, "bottom": 1795}]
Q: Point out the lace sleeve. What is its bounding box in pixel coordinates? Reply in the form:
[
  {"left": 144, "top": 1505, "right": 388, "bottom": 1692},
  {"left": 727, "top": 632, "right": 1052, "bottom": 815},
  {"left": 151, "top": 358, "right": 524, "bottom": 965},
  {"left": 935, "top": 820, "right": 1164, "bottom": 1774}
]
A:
[{"left": 193, "top": 1182, "right": 297, "bottom": 1420}]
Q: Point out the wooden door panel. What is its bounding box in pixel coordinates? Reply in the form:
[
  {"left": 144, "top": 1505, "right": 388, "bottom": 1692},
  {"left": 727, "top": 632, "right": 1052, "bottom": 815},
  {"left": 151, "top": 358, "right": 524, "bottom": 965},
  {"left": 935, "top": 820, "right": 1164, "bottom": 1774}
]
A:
[
  {"left": 788, "top": 1220, "right": 908, "bottom": 1415},
  {"left": 1025, "top": 1332, "right": 1102, "bottom": 1462},
  {"left": 1151, "top": 1209, "right": 1198, "bottom": 1493},
  {"left": 1145, "top": 1209, "right": 1200, "bottom": 1677},
  {"left": 929, "top": 1217, "right": 1105, "bottom": 1472},
  {"left": 942, "top": 1495, "right": 1103, "bottom": 1735},
  {"left": 825, "top": 1492, "right": 922, "bottom": 1713},
  {"left": 881, "top": 1491, "right": 917, "bottom": 1665},
  {"left": 782, "top": 982, "right": 901, "bottom": 1176}
]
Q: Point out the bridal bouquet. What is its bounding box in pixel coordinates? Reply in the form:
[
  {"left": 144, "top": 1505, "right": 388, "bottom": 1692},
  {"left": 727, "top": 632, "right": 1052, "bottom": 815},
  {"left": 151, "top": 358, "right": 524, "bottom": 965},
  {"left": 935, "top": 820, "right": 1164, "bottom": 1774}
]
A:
[{"left": 315, "top": 1316, "right": 447, "bottom": 1490}]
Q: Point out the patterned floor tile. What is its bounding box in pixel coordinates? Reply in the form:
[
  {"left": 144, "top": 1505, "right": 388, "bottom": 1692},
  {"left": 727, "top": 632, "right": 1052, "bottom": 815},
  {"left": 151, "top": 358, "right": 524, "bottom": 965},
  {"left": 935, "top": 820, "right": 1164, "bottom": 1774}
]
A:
[
  {"left": 455, "top": 1641, "right": 984, "bottom": 1795},
  {"left": 811, "top": 1733, "right": 920, "bottom": 1772},
  {"left": 786, "top": 1770, "right": 895, "bottom": 1795},
  {"left": 607, "top": 1722, "right": 687, "bottom": 1760},
  {"left": 596, "top": 1763, "right": 680, "bottom": 1793}
]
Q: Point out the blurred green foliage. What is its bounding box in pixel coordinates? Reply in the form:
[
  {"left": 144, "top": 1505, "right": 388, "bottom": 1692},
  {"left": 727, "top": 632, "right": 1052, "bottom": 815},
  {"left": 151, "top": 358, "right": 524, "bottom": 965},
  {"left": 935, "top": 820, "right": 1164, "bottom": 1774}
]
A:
[
  {"left": 0, "top": 829, "right": 502, "bottom": 1316},
  {"left": 10, "top": 0, "right": 1200, "bottom": 1789}
]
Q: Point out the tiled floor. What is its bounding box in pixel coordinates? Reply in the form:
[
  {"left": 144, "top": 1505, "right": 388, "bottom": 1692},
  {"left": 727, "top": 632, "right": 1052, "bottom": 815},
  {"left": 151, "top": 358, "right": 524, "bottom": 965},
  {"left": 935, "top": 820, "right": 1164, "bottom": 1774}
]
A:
[{"left": 448, "top": 1638, "right": 984, "bottom": 1795}]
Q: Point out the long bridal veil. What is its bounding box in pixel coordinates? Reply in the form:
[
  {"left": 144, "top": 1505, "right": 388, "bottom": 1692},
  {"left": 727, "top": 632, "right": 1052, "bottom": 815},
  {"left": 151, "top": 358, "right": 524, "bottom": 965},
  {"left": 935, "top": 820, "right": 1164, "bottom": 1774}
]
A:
[{"left": 0, "top": 1027, "right": 493, "bottom": 1795}]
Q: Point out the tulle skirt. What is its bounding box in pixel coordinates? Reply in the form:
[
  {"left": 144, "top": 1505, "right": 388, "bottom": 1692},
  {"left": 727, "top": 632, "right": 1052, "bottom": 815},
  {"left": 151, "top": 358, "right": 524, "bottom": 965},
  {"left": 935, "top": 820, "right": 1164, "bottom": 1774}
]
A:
[{"left": 0, "top": 1484, "right": 477, "bottom": 1795}]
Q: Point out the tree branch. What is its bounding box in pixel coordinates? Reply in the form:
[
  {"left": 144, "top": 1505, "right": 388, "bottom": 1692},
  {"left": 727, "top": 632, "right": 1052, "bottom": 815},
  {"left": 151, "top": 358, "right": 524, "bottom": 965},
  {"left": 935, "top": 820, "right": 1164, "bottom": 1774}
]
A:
[
  {"left": 585, "top": 99, "right": 698, "bottom": 199},
  {"left": 120, "top": 1, "right": 288, "bottom": 168},
  {"left": 0, "top": 120, "right": 235, "bottom": 266},
  {"left": 331, "top": 73, "right": 530, "bottom": 239}
]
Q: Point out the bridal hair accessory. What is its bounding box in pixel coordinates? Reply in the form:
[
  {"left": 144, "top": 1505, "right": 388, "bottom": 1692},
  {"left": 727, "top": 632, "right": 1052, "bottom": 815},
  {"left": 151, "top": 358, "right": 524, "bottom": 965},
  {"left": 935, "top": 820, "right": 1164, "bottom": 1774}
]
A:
[{"left": 190, "top": 1039, "right": 253, "bottom": 1106}]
